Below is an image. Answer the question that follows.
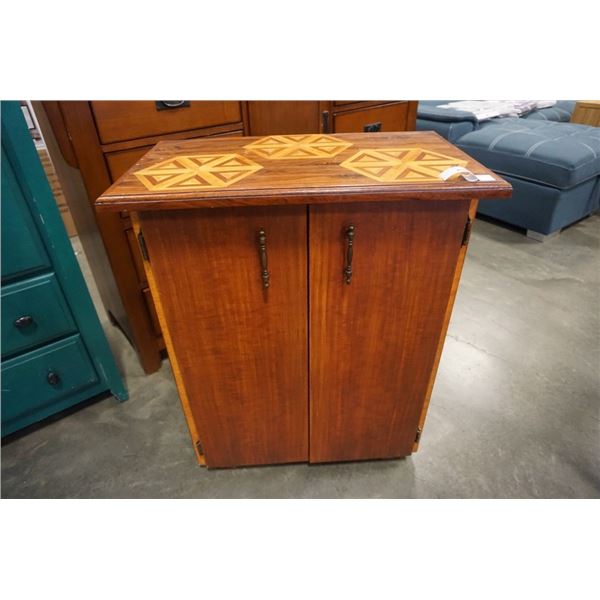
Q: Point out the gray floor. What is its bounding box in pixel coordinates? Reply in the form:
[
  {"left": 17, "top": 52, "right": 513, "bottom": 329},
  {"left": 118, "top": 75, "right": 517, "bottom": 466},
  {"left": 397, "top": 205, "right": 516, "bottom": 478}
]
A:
[{"left": 2, "top": 215, "right": 599, "bottom": 498}]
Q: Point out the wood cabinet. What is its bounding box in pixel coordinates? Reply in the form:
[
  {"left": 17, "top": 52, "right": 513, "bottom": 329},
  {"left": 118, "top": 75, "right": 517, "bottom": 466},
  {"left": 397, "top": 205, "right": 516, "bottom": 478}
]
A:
[
  {"left": 570, "top": 100, "right": 600, "bottom": 126},
  {"left": 246, "top": 101, "right": 416, "bottom": 136},
  {"left": 96, "top": 131, "right": 510, "bottom": 467},
  {"left": 41, "top": 101, "right": 417, "bottom": 374}
]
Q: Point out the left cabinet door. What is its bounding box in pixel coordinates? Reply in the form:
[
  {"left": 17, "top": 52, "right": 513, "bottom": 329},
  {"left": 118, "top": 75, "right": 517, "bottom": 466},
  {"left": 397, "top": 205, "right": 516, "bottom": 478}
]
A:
[{"left": 140, "top": 206, "right": 308, "bottom": 468}]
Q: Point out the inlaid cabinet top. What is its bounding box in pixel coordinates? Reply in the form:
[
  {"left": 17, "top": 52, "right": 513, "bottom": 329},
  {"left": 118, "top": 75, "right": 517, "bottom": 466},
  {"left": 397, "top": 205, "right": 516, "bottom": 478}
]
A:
[{"left": 96, "top": 132, "right": 511, "bottom": 211}]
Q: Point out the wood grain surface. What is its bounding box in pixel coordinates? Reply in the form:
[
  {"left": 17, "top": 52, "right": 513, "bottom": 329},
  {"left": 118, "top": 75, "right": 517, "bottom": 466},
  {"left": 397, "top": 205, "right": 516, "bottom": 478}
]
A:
[
  {"left": 309, "top": 200, "right": 469, "bottom": 462},
  {"left": 130, "top": 213, "right": 206, "bottom": 465},
  {"left": 50, "top": 101, "right": 164, "bottom": 373},
  {"left": 413, "top": 198, "right": 479, "bottom": 451},
  {"left": 96, "top": 132, "right": 511, "bottom": 211},
  {"left": 139, "top": 206, "right": 309, "bottom": 468},
  {"left": 90, "top": 101, "right": 243, "bottom": 144}
]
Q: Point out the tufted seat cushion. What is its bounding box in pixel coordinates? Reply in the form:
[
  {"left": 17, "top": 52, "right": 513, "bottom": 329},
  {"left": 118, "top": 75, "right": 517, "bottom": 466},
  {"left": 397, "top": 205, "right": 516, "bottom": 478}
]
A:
[
  {"left": 458, "top": 119, "right": 600, "bottom": 189},
  {"left": 522, "top": 101, "right": 576, "bottom": 122}
]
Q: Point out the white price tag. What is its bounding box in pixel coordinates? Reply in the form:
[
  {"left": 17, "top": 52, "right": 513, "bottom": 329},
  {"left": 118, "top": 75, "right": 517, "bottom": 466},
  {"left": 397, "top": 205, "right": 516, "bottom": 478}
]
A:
[{"left": 439, "top": 166, "right": 496, "bottom": 183}]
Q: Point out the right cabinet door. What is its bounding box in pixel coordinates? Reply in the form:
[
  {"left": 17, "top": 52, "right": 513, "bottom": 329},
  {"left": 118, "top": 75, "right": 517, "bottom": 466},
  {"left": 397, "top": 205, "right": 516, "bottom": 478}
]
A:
[{"left": 309, "top": 200, "right": 469, "bottom": 463}]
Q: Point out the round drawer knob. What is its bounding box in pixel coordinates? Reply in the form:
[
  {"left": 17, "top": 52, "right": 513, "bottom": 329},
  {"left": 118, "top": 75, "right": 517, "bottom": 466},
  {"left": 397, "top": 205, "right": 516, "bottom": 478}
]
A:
[
  {"left": 47, "top": 371, "right": 60, "bottom": 386},
  {"left": 14, "top": 315, "right": 34, "bottom": 329}
]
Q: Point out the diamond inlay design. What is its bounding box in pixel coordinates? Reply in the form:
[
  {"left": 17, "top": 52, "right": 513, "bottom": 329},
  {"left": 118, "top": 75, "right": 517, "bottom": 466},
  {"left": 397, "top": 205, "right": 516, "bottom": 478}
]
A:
[
  {"left": 134, "top": 154, "right": 263, "bottom": 191},
  {"left": 244, "top": 134, "right": 352, "bottom": 160},
  {"left": 340, "top": 148, "right": 468, "bottom": 183}
]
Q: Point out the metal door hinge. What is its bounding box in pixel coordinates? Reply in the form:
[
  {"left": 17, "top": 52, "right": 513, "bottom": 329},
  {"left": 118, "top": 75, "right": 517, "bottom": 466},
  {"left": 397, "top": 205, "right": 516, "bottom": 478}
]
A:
[
  {"left": 137, "top": 230, "right": 150, "bottom": 261},
  {"left": 461, "top": 217, "right": 473, "bottom": 247},
  {"left": 415, "top": 427, "right": 423, "bottom": 444}
]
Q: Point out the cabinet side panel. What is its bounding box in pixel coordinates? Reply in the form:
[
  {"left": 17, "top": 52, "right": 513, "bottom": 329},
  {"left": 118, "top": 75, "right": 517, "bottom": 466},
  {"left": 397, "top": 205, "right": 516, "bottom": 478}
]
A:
[
  {"left": 140, "top": 207, "right": 308, "bottom": 468},
  {"left": 413, "top": 199, "right": 479, "bottom": 450},
  {"left": 309, "top": 200, "right": 469, "bottom": 463}
]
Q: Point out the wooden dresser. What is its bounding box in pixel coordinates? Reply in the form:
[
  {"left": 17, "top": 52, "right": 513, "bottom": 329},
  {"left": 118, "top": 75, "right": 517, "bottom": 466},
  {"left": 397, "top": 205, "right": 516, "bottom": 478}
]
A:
[
  {"left": 570, "top": 100, "right": 600, "bottom": 126},
  {"left": 41, "top": 101, "right": 417, "bottom": 373},
  {"left": 96, "top": 131, "right": 510, "bottom": 468}
]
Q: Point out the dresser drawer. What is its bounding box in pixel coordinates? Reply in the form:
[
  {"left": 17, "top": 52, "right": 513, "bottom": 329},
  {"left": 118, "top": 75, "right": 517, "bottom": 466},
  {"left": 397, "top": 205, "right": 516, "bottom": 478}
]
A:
[
  {"left": 91, "top": 101, "right": 243, "bottom": 144},
  {"left": 1, "top": 156, "right": 50, "bottom": 281},
  {"left": 105, "top": 130, "right": 245, "bottom": 181},
  {"left": 1, "top": 273, "right": 76, "bottom": 358},
  {"left": 1, "top": 335, "right": 98, "bottom": 428},
  {"left": 333, "top": 102, "right": 410, "bottom": 133}
]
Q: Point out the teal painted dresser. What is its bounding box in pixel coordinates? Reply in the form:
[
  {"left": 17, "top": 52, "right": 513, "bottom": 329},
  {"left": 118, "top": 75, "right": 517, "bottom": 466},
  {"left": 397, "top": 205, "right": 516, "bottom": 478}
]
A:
[{"left": 1, "top": 101, "right": 127, "bottom": 436}]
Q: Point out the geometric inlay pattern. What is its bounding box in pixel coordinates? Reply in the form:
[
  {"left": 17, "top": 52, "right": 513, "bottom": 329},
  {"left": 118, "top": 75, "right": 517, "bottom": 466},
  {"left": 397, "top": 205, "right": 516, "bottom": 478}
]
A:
[
  {"left": 134, "top": 154, "right": 263, "bottom": 191},
  {"left": 244, "top": 134, "right": 352, "bottom": 160},
  {"left": 339, "top": 148, "right": 468, "bottom": 183}
]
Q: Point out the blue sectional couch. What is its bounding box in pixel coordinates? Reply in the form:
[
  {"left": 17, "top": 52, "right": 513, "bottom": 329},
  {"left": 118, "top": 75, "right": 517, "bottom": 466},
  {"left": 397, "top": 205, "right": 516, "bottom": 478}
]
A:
[
  {"left": 416, "top": 101, "right": 600, "bottom": 239},
  {"left": 416, "top": 101, "right": 575, "bottom": 143}
]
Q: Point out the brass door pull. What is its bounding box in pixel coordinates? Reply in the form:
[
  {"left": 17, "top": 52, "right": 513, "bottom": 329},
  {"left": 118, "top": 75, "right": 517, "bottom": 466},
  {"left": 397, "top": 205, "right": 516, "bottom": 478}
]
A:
[
  {"left": 344, "top": 224, "right": 355, "bottom": 284},
  {"left": 258, "top": 228, "right": 270, "bottom": 288}
]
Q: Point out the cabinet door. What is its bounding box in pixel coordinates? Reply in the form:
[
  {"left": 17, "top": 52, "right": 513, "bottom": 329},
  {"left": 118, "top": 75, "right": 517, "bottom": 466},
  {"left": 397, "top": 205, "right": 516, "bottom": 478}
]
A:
[
  {"left": 309, "top": 200, "right": 469, "bottom": 463},
  {"left": 140, "top": 206, "right": 308, "bottom": 468}
]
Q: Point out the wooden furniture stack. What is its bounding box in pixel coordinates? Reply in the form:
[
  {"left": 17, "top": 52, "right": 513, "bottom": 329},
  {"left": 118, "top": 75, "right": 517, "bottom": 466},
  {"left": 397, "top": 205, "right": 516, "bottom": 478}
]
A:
[
  {"left": 570, "top": 100, "right": 600, "bottom": 127},
  {"left": 1, "top": 101, "right": 126, "bottom": 436},
  {"left": 96, "top": 130, "right": 511, "bottom": 468},
  {"left": 42, "top": 101, "right": 417, "bottom": 373}
]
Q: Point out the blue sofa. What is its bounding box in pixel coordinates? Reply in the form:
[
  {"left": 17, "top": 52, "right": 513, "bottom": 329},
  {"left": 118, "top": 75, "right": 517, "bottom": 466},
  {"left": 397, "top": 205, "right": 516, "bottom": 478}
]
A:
[
  {"left": 416, "top": 101, "right": 600, "bottom": 239},
  {"left": 417, "top": 101, "right": 575, "bottom": 143}
]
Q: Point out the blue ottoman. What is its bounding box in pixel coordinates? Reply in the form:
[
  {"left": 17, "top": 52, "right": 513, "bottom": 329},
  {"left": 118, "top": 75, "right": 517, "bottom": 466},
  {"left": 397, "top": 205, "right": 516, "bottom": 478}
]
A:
[{"left": 457, "top": 119, "right": 600, "bottom": 239}]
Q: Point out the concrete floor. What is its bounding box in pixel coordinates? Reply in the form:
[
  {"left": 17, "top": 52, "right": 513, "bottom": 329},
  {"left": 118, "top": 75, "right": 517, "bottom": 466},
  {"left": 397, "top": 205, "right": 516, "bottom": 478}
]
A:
[{"left": 2, "top": 215, "right": 599, "bottom": 498}]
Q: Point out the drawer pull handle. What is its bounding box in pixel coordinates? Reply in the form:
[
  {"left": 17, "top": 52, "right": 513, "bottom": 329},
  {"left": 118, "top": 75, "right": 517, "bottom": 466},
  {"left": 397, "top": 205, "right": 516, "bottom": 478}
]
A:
[
  {"left": 155, "top": 101, "right": 190, "bottom": 111},
  {"left": 14, "top": 315, "right": 34, "bottom": 329},
  {"left": 344, "top": 224, "right": 355, "bottom": 284},
  {"left": 363, "top": 121, "right": 382, "bottom": 132},
  {"left": 258, "top": 228, "right": 270, "bottom": 288},
  {"left": 47, "top": 371, "right": 60, "bottom": 386},
  {"left": 322, "top": 110, "right": 330, "bottom": 133}
]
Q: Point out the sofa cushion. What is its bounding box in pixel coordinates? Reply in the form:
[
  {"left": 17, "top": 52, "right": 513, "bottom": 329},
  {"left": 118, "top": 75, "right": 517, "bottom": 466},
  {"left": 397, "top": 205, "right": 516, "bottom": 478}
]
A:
[
  {"left": 417, "top": 101, "right": 479, "bottom": 124},
  {"left": 416, "top": 101, "right": 479, "bottom": 142},
  {"left": 457, "top": 119, "right": 600, "bottom": 189},
  {"left": 522, "top": 101, "right": 575, "bottom": 122},
  {"left": 416, "top": 118, "right": 476, "bottom": 143}
]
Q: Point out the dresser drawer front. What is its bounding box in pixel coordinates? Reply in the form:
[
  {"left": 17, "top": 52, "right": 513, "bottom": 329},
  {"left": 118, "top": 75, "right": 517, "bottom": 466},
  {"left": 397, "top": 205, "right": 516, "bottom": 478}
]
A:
[
  {"left": 91, "top": 101, "right": 243, "bottom": 144},
  {"left": 1, "top": 273, "right": 76, "bottom": 357},
  {"left": 105, "top": 130, "right": 244, "bottom": 181},
  {"left": 1, "top": 154, "right": 50, "bottom": 281},
  {"left": 1, "top": 335, "right": 98, "bottom": 427},
  {"left": 333, "top": 102, "right": 410, "bottom": 133}
]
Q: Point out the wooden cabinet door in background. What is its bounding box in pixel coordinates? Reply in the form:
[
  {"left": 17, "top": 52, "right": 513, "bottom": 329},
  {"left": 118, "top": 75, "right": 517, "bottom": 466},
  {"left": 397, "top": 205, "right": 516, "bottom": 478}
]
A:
[
  {"left": 138, "top": 206, "right": 309, "bottom": 468},
  {"left": 309, "top": 200, "right": 470, "bottom": 463}
]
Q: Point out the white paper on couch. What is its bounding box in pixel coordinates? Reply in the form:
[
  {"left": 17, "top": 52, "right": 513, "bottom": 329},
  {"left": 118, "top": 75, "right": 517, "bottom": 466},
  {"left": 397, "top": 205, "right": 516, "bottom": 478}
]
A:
[{"left": 437, "top": 100, "right": 556, "bottom": 121}]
